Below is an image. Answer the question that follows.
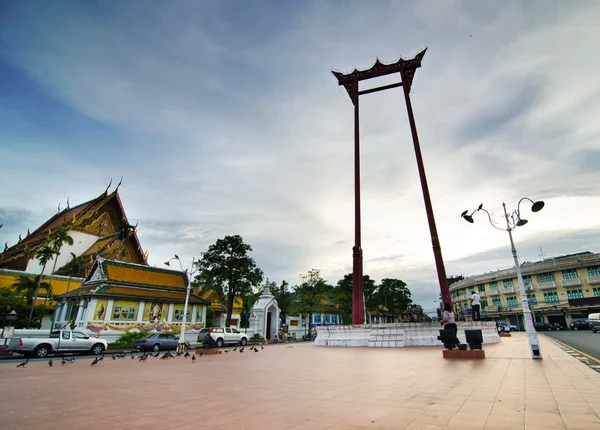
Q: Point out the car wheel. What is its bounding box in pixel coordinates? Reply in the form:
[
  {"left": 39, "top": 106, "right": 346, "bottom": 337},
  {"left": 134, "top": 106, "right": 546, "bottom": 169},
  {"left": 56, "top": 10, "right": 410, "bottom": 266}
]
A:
[
  {"left": 152, "top": 343, "right": 160, "bottom": 352},
  {"left": 240, "top": 337, "right": 248, "bottom": 346},
  {"left": 573, "top": 327, "right": 578, "bottom": 331},
  {"left": 90, "top": 344, "right": 105, "bottom": 355},
  {"left": 592, "top": 326, "right": 597, "bottom": 333},
  {"left": 33, "top": 345, "right": 51, "bottom": 358},
  {"left": 216, "top": 338, "right": 224, "bottom": 348}
]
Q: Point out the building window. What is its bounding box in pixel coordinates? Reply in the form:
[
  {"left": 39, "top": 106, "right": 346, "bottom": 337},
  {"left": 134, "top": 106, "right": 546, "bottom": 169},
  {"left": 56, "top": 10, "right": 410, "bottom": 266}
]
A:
[
  {"left": 331, "top": 314, "right": 338, "bottom": 324},
  {"left": 324, "top": 314, "right": 331, "bottom": 324},
  {"left": 588, "top": 266, "right": 600, "bottom": 277},
  {"left": 527, "top": 294, "right": 537, "bottom": 305},
  {"left": 313, "top": 314, "right": 321, "bottom": 324},
  {"left": 594, "top": 288, "right": 600, "bottom": 297},
  {"left": 538, "top": 272, "right": 554, "bottom": 283},
  {"left": 506, "top": 296, "right": 518, "bottom": 307},
  {"left": 523, "top": 275, "right": 532, "bottom": 285},
  {"left": 477, "top": 284, "right": 485, "bottom": 292},
  {"left": 543, "top": 292, "right": 559, "bottom": 304},
  {"left": 503, "top": 279, "right": 514, "bottom": 289},
  {"left": 492, "top": 298, "right": 502, "bottom": 308},
  {"left": 481, "top": 300, "right": 488, "bottom": 308},
  {"left": 567, "top": 289, "right": 584, "bottom": 300},
  {"left": 489, "top": 281, "right": 498, "bottom": 291},
  {"left": 562, "top": 269, "right": 579, "bottom": 280}
]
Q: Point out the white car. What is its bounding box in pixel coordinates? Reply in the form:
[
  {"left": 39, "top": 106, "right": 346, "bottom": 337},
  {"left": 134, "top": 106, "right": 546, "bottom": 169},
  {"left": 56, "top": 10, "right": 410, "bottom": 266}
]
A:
[{"left": 201, "top": 327, "right": 248, "bottom": 347}]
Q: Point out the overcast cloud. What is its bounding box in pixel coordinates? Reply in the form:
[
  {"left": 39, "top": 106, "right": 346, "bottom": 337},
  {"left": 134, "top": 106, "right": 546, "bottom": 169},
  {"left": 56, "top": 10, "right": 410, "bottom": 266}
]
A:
[{"left": 1, "top": 1, "right": 599, "bottom": 312}]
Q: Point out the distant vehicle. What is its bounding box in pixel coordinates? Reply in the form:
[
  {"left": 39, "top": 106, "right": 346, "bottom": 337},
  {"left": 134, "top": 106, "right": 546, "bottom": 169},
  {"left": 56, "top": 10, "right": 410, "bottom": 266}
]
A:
[
  {"left": 570, "top": 318, "right": 591, "bottom": 331},
  {"left": 534, "top": 322, "right": 554, "bottom": 331},
  {"left": 196, "top": 328, "right": 211, "bottom": 342},
  {"left": 497, "top": 322, "right": 511, "bottom": 333},
  {"left": 7, "top": 330, "right": 107, "bottom": 358},
  {"left": 508, "top": 323, "right": 519, "bottom": 331},
  {"left": 588, "top": 313, "right": 600, "bottom": 333},
  {"left": 200, "top": 327, "right": 248, "bottom": 347},
  {"left": 134, "top": 333, "right": 179, "bottom": 352}
]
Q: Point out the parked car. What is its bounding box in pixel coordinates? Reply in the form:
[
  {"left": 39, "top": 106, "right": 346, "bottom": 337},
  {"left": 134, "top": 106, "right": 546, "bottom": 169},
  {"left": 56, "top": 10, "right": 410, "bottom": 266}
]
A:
[
  {"left": 200, "top": 327, "right": 248, "bottom": 347},
  {"left": 588, "top": 313, "right": 600, "bottom": 333},
  {"left": 570, "top": 318, "right": 591, "bottom": 331},
  {"left": 134, "top": 333, "right": 179, "bottom": 352},
  {"left": 508, "top": 323, "right": 519, "bottom": 331},
  {"left": 534, "top": 322, "right": 555, "bottom": 331},
  {"left": 7, "top": 330, "right": 107, "bottom": 358},
  {"left": 196, "top": 328, "right": 211, "bottom": 342},
  {"left": 497, "top": 322, "right": 511, "bottom": 333}
]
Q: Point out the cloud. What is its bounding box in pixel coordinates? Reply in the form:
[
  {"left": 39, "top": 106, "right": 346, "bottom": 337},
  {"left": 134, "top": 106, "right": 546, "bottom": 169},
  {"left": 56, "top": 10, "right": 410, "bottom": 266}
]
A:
[{"left": 1, "top": 0, "right": 600, "bottom": 310}]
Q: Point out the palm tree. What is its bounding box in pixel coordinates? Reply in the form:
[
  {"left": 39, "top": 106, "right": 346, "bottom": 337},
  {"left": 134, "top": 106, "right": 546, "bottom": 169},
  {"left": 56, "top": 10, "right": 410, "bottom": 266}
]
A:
[
  {"left": 28, "top": 245, "right": 56, "bottom": 326},
  {"left": 45, "top": 226, "right": 74, "bottom": 306},
  {"left": 12, "top": 275, "right": 51, "bottom": 306},
  {"left": 60, "top": 252, "right": 85, "bottom": 294}
]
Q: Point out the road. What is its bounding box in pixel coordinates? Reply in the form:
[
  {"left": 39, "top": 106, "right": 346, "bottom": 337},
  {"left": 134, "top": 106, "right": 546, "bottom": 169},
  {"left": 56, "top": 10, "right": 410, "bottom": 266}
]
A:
[{"left": 544, "top": 329, "right": 600, "bottom": 361}]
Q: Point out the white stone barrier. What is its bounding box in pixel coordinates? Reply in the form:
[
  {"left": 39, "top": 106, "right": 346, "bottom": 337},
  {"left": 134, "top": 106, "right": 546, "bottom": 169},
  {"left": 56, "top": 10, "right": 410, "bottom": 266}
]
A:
[{"left": 314, "top": 322, "right": 500, "bottom": 348}]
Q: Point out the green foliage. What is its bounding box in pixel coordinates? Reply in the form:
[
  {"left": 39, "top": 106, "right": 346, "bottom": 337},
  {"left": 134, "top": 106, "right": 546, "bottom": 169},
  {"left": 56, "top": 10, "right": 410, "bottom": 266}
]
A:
[
  {"left": 195, "top": 235, "right": 263, "bottom": 327},
  {"left": 292, "top": 269, "right": 329, "bottom": 326},
  {"left": 372, "top": 278, "right": 412, "bottom": 321},
  {"left": 0, "top": 287, "right": 44, "bottom": 328},
  {"left": 11, "top": 275, "right": 51, "bottom": 305},
  {"left": 271, "top": 280, "right": 293, "bottom": 314},
  {"left": 59, "top": 252, "right": 86, "bottom": 278},
  {"left": 204, "top": 305, "right": 215, "bottom": 327},
  {"left": 251, "top": 333, "right": 265, "bottom": 342},
  {"left": 107, "top": 331, "right": 149, "bottom": 349},
  {"left": 329, "top": 274, "right": 376, "bottom": 323}
]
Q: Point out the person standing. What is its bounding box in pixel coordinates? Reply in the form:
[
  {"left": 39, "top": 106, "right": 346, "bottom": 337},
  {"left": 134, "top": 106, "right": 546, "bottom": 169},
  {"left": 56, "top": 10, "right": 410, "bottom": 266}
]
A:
[
  {"left": 441, "top": 303, "right": 459, "bottom": 344},
  {"left": 470, "top": 291, "right": 481, "bottom": 321}
]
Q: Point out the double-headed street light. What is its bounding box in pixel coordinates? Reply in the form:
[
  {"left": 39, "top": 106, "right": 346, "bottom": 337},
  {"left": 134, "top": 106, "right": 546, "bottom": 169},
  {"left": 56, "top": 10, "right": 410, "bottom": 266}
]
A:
[
  {"left": 461, "top": 197, "right": 545, "bottom": 359},
  {"left": 165, "top": 255, "right": 198, "bottom": 354}
]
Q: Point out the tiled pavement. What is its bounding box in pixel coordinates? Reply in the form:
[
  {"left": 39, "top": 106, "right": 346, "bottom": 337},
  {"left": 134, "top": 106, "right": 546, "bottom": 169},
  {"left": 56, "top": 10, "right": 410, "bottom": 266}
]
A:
[{"left": 1, "top": 333, "right": 599, "bottom": 430}]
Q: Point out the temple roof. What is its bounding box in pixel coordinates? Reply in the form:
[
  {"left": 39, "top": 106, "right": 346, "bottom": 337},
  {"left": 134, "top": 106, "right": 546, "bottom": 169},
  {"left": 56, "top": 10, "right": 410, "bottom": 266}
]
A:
[
  {"left": 0, "top": 188, "right": 147, "bottom": 275},
  {"left": 57, "top": 285, "right": 209, "bottom": 304}
]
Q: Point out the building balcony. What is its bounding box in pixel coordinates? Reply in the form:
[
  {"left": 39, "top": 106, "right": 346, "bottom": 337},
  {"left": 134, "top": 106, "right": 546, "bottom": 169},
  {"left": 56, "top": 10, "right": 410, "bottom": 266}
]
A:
[
  {"left": 524, "top": 283, "right": 535, "bottom": 291},
  {"left": 538, "top": 281, "right": 557, "bottom": 290},
  {"left": 501, "top": 287, "right": 515, "bottom": 294},
  {"left": 587, "top": 275, "right": 600, "bottom": 285},
  {"left": 561, "top": 278, "right": 582, "bottom": 288}
]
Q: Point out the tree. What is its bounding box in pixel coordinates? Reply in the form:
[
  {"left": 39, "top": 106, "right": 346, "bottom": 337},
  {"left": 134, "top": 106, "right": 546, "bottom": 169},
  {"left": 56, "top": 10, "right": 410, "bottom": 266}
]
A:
[
  {"left": 330, "top": 273, "right": 377, "bottom": 324},
  {"left": 12, "top": 275, "right": 51, "bottom": 307},
  {"left": 271, "top": 280, "right": 293, "bottom": 324},
  {"left": 195, "top": 235, "right": 263, "bottom": 327},
  {"left": 293, "top": 269, "right": 328, "bottom": 335},
  {"left": 45, "top": 226, "right": 74, "bottom": 305},
  {"left": 29, "top": 245, "right": 56, "bottom": 326},
  {"left": 1, "top": 287, "right": 45, "bottom": 329},
  {"left": 59, "top": 252, "right": 86, "bottom": 292},
  {"left": 373, "top": 278, "right": 412, "bottom": 322}
]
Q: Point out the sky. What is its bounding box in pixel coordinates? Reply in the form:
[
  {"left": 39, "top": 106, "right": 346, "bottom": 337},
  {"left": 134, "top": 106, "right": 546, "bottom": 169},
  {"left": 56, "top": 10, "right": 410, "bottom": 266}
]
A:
[{"left": 1, "top": 1, "right": 600, "bottom": 314}]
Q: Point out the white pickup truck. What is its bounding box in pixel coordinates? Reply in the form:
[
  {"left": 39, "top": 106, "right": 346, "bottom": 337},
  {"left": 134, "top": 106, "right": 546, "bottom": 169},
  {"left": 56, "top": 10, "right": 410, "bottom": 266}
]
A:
[
  {"left": 200, "top": 327, "right": 248, "bottom": 347},
  {"left": 8, "top": 330, "right": 108, "bottom": 358}
]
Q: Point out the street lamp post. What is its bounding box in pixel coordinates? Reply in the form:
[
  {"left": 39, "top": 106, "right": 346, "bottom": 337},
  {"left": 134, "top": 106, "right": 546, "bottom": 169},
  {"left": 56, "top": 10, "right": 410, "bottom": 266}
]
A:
[
  {"left": 165, "top": 255, "right": 198, "bottom": 354},
  {"left": 461, "top": 198, "right": 545, "bottom": 359}
]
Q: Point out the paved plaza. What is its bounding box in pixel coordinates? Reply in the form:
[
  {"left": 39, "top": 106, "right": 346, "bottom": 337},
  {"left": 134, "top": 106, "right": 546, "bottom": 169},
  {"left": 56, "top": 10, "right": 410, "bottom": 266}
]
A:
[{"left": 1, "top": 334, "right": 600, "bottom": 430}]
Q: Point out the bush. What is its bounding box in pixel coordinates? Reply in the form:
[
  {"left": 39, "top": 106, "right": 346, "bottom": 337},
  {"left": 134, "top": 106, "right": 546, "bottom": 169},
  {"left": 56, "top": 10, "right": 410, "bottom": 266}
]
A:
[
  {"left": 251, "top": 333, "right": 265, "bottom": 342},
  {"left": 107, "top": 331, "right": 150, "bottom": 349}
]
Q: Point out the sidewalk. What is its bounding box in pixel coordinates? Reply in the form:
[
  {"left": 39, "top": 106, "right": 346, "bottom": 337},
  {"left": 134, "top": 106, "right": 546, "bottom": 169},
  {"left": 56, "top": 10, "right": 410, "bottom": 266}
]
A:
[{"left": 0, "top": 333, "right": 599, "bottom": 429}]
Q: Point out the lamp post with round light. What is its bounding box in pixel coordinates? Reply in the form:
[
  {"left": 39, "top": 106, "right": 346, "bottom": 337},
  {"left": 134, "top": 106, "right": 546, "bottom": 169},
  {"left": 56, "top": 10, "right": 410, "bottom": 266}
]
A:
[
  {"left": 461, "top": 197, "right": 545, "bottom": 359},
  {"left": 165, "top": 255, "right": 198, "bottom": 354}
]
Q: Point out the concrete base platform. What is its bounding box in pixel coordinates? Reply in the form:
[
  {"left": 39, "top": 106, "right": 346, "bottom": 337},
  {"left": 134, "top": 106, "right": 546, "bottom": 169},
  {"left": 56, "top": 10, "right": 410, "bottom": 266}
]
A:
[{"left": 315, "top": 321, "right": 500, "bottom": 348}]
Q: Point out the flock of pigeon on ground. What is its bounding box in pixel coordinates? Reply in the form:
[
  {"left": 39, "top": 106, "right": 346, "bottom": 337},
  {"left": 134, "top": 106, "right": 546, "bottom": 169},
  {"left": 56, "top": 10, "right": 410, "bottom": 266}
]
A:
[{"left": 15, "top": 344, "right": 265, "bottom": 368}]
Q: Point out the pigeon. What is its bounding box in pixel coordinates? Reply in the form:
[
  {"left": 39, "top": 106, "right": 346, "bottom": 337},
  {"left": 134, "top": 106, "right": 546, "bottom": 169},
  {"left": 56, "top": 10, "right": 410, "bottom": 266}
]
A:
[
  {"left": 68, "top": 357, "right": 76, "bottom": 363},
  {"left": 192, "top": 355, "right": 196, "bottom": 362},
  {"left": 152, "top": 352, "right": 160, "bottom": 358},
  {"left": 16, "top": 359, "right": 28, "bottom": 368},
  {"left": 130, "top": 353, "right": 135, "bottom": 360},
  {"left": 112, "top": 354, "right": 116, "bottom": 360},
  {"left": 253, "top": 347, "right": 259, "bottom": 353},
  {"left": 48, "top": 359, "right": 53, "bottom": 367},
  {"left": 160, "top": 352, "right": 170, "bottom": 360},
  {"left": 199, "top": 351, "right": 203, "bottom": 357},
  {"left": 139, "top": 354, "right": 148, "bottom": 362},
  {"left": 184, "top": 351, "right": 190, "bottom": 358},
  {"left": 224, "top": 350, "right": 230, "bottom": 354},
  {"left": 90, "top": 357, "right": 99, "bottom": 366},
  {"left": 98, "top": 355, "right": 104, "bottom": 361},
  {"left": 261, "top": 345, "right": 264, "bottom": 350},
  {"left": 239, "top": 347, "right": 244, "bottom": 353},
  {"left": 61, "top": 357, "right": 66, "bottom": 366},
  {"left": 166, "top": 351, "right": 175, "bottom": 359},
  {"left": 218, "top": 351, "right": 222, "bottom": 354},
  {"left": 232, "top": 347, "right": 237, "bottom": 352}
]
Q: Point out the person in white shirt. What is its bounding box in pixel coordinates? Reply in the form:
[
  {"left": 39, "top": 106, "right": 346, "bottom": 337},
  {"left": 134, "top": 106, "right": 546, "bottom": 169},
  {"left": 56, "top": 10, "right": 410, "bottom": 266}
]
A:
[
  {"left": 470, "top": 291, "right": 481, "bottom": 321},
  {"left": 441, "top": 303, "right": 459, "bottom": 344}
]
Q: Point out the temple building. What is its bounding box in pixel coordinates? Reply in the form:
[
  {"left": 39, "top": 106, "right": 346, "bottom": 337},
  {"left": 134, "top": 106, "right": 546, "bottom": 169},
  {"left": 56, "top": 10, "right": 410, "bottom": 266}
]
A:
[{"left": 54, "top": 257, "right": 210, "bottom": 336}]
